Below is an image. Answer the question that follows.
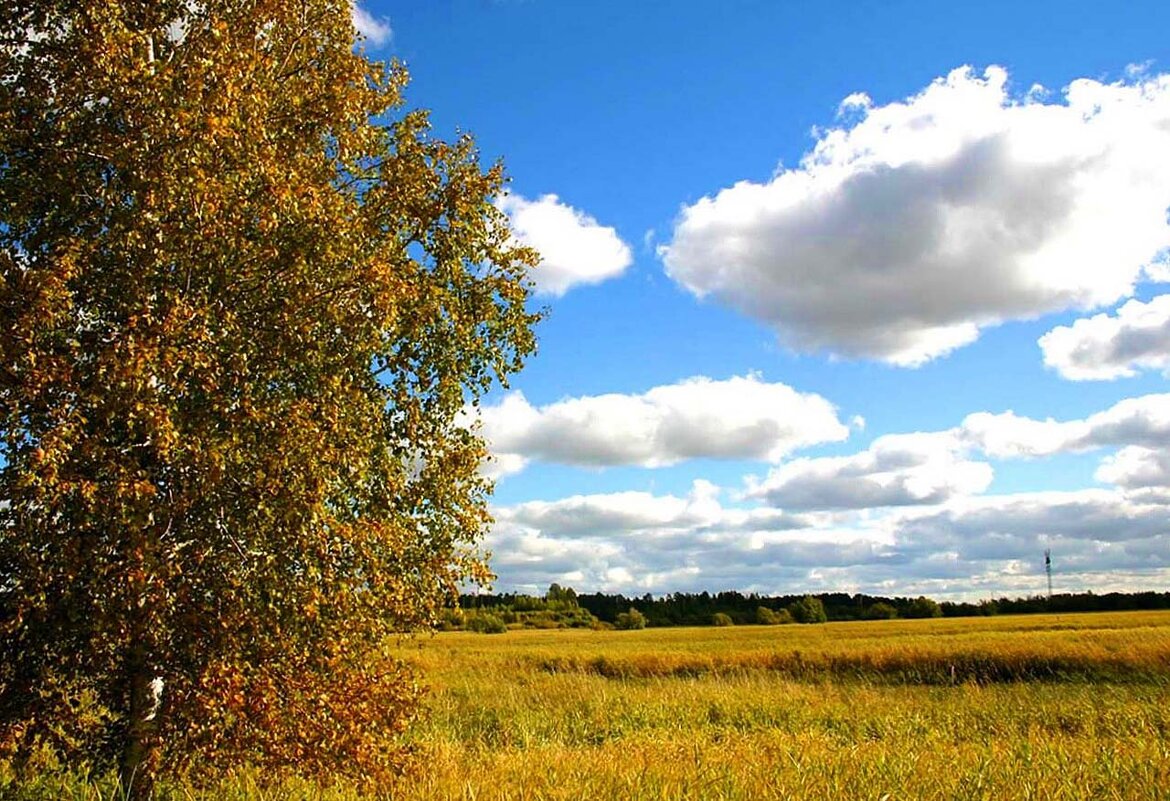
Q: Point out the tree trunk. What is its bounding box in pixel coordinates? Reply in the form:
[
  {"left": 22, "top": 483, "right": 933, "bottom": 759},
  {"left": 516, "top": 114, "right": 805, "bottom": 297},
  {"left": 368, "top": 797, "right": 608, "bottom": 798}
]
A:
[{"left": 120, "top": 643, "right": 162, "bottom": 801}]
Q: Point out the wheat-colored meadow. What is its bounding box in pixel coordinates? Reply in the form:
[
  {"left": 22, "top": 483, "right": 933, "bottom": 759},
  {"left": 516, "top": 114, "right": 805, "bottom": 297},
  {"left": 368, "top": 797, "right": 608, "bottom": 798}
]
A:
[
  {"left": 6, "top": 610, "right": 1170, "bottom": 799},
  {"left": 393, "top": 610, "right": 1170, "bottom": 801}
]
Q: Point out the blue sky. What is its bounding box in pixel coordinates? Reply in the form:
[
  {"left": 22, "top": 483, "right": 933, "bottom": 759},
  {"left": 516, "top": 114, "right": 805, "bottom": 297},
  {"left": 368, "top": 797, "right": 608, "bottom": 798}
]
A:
[{"left": 356, "top": 1, "right": 1170, "bottom": 599}]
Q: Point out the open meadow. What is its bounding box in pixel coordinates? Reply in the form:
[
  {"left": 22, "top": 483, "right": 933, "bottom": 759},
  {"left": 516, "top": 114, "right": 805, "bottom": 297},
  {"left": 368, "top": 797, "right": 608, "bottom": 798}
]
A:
[
  {"left": 395, "top": 610, "right": 1170, "bottom": 801},
  {"left": 6, "top": 610, "right": 1170, "bottom": 800}
]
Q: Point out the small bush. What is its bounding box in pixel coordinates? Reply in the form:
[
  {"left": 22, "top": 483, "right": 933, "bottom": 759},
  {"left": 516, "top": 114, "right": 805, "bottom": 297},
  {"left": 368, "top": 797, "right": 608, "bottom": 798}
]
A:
[
  {"left": 562, "top": 608, "right": 600, "bottom": 628},
  {"left": 712, "top": 612, "right": 735, "bottom": 627},
  {"left": 466, "top": 612, "right": 508, "bottom": 634},
  {"left": 978, "top": 600, "right": 1000, "bottom": 616},
  {"left": 615, "top": 607, "right": 647, "bottom": 630},
  {"left": 438, "top": 607, "right": 465, "bottom": 630},
  {"left": 789, "top": 595, "right": 828, "bottom": 624},
  {"left": 864, "top": 602, "right": 898, "bottom": 620},
  {"left": 755, "top": 606, "right": 793, "bottom": 625},
  {"left": 905, "top": 596, "right": 943, "bottom": 619}
]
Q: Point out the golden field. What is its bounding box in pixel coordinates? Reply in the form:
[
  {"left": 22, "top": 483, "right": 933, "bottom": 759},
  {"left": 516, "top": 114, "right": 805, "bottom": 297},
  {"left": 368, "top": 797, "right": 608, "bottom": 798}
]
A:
[
  {"left": 395, "top": 610, "right": 1170, "bottom": 801},
  {"left": 7, "top": 610, "right": 1170, "bottom": 800}
]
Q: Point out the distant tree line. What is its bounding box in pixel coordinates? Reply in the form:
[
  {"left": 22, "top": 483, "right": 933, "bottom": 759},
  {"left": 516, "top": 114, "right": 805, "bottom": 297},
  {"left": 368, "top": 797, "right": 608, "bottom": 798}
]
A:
[{"left": 456, "top": 588, "right": 1170, "bottom": 630}]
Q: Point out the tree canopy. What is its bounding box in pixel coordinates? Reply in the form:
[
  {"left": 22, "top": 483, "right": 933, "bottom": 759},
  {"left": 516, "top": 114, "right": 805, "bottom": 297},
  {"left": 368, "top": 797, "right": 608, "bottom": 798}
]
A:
[{"left": 0, "top": 0, "right": 538, "bottom": 793}]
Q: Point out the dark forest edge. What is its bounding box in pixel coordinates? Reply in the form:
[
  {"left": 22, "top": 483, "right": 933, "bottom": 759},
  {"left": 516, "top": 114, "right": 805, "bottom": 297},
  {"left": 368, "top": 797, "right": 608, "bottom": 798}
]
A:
[{"left": 447, "top": 585, "right": 1170, "bottom": 632}]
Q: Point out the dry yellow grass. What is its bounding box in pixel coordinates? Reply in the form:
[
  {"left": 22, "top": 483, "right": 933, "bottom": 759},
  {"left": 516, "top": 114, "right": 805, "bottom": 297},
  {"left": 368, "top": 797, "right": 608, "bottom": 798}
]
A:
[
  {"left": 6, "top": 610, "right": 1170, "bottom": 799},
  {"left": 392, "top": 610, "right": 1170, "bottom": 800}
]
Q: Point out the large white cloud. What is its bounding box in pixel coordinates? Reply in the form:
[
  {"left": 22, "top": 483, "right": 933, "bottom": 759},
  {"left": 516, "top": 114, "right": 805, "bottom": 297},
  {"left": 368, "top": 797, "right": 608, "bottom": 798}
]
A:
[
  {"left": 1095, "top": 446, "right": 1170, "bottom": 494},
  {"left": 487, "top": 483, "right": 889, "bottom": 595},
  {"left": 496, "top": 193, "right": 632, "bottom": 296},
  {"left": 746, "top": 432, "right": 992, "bottom": 510},
  {"left": 486, "top": 483, "right": 1170, "bottom": 598},
  {"left": 498, "top": 481, "right": 812, "bottom": 539},
  {"left": 479, "top": 375, "right": 849, "bottom": 476},
  {"left": 885, "top": 489, "right": 1170, "bottom": 593},
  {"left": 961, "top": 393, "right": 1170, "bottom": 458},
  {"left": 483, "top": 392, "right": 1170, "bottom": 596},
  {"left": 896, "top": 489, "right": 1169, "bottom": 548},
  {"left": 1039, "top": 295, "right": 1170, "bottom": 380},
  {"left": 498, "top": 488, "right": 714, "bottom": 539},
  {"left": 741, "top": 394, "right": 1170, "bottom": 512},
  {"left": 659, "top": 66, "right": 1170, "bottom": 365}
]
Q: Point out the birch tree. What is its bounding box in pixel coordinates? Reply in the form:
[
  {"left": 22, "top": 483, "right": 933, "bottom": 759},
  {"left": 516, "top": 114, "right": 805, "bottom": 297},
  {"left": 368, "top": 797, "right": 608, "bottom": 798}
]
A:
[{"left": 0, "top": 1, "right": 538, "bottom": 794}]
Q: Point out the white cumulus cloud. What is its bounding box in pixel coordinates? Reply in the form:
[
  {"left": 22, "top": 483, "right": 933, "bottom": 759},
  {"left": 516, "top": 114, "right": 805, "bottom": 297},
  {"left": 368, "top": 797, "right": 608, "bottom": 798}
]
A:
[
  {"left": 480, "top": 392, "right": 1170, "bottom": 596},
  {"left": 740, "top": 393, "right": 1170, "bottom": 513},
  {"left": 486, "top": 483, "right": 879, "bottom": 595},
  {"left": 478, "top": 375, "right": 849, "bottom": 476},
  {"left": 1039, "top": 295, "right": 1170, "bottom": 380},
  {"left": 961, "top": 394, "right": 1170, "bottom": 458},
  {"left": 659, "top": 66, "right": 1170, "bottom": 366},
  {"left": 1095, "top": 446, "right": 1170, "bottom": 491},
  {"left": 496, "top": 193, "right": 632, "bottom": 296},
  {"left": 895, "top": 489, "right": 1170, "bottom": 550},
  {"left": 746, "top": 432, "right": 992, "bottom": 510},
  {"left": 485, "top": 482, "right": 1170, "bottom": 597}
]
